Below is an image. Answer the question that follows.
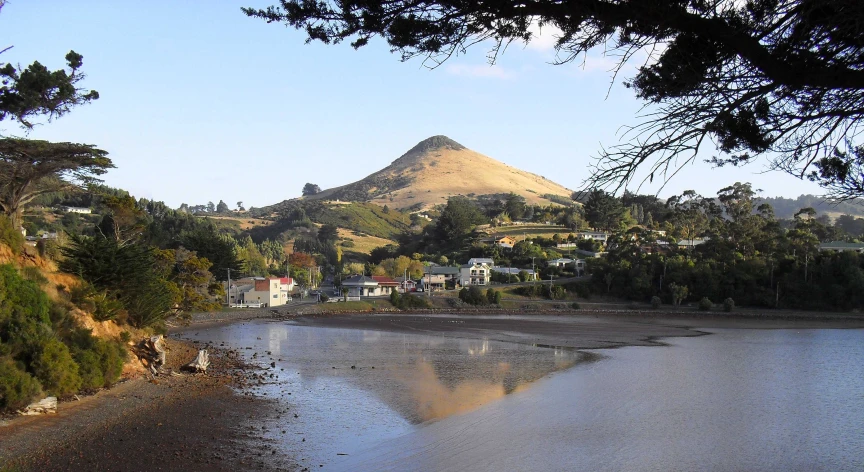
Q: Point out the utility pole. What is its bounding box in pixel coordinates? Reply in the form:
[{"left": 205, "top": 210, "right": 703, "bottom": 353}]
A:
[
  {"left": 531, "top": 257, "right": 536, "bottom": 287},
  {"left": 224, "top": 268, "right": 232, "bottom": 306}
]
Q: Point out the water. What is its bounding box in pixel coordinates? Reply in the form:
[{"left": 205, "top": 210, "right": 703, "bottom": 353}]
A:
[{"left": 183, "top": 322, "right": 864, "bottom": 471}]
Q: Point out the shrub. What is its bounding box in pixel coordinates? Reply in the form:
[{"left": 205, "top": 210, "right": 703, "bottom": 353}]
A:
[
  {"left": 20, "top": 266, "right": 48, "bottom": 286},
  {"left": 319, "top": 293, "right": 330, "bottom": 303},
  {"left": 698, "top": 297, "right": 713, "bottom": 311},
  {"left": 341, "top": 241, "right": 355, "bottom": 248},
  {"left": 0, "top": 214, "right": 24, "bottom": 254},
  {"left": 0, "top": 358, "right": 43, "bottom": 410},
  {"left": 723, "top": 298, "right": 735, "bottom": 312},
  {"left": 67, "top": 328, "right": 126, "bottom": 390},
  {"left": 459, "top": 286, "right": 488, "bottom": 306},
  {"left": 390, "top": 290, "right": 400, "bottom": 306},
  {"left": 651, "top": 296, "right": 662, "bottom": 309},
  {"left": 398, "top": 293, "right": 431, "bottom": 309},
  {"left": 32, "top": 338, "right": 82, "bottom": 396},
  {"left": 486, "top": 288, "right": 497, "bottom": 305},
  {"left": 571, "top": 301, "right": 581, "bottom": 310}
]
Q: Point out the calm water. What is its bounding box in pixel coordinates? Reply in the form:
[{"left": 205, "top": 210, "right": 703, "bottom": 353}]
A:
[{"left": 183, "top": 322, "right": 864, "bottom": 471}]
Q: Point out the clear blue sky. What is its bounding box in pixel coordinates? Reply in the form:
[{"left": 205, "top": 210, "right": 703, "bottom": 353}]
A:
[{"left": 1, "top": 1, "right": 824, "bottom": 209}]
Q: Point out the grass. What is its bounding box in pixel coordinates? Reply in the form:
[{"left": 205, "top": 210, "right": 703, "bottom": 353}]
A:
[
  {"left": 310, "top": 202, "right": 413, "bottom": 240},
  {"left": 494, "top": 224, "right": 575, "bottom": 239},
  {"left": 200, "top": 215, "right": 272, "bottom": 231},
  {"left": 337, "top": 228, "right": 396, "bottom": 255}
]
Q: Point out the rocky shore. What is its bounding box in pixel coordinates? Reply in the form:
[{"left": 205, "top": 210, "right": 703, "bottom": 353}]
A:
[{"left": 0, "top": 337, "right": 295, "bottom": 472}]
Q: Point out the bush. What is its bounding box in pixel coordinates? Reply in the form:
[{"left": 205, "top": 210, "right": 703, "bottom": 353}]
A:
[
  {"left": 32, "top": 338, "right": 82, "bottom": 396},
  {"left": 459, "top": 286, "right": 488, "bottom": 306},
  {"left": 341, "top": 241, "right": 355, "bottom": 248},
  {"left": 723, "top": 297, "right": 735, "bottom": 312},
  {"left": 698, "top": 297, "right": 713, "bottom": 311},
  {"left": 486, "top": 288, "right": 497, "bottom": 305},
  {"left": 390, "top": 290, "right": 400, "bottom": 306},
  {"left": 20, "top": 266, "right": 48, "bottom": 286},
  {"left": 571, "top": 302, "right": 581, "bottom": 310},
  {"left": 319, "top": 293, "right": 330, "bottom": 302},
  {"left": 67, "top": 328, "right": 126, "bottom": 390},
  {"left": 651, "top": 296, "right": 662, "bottom": 309},
  {"left": 0, "top": 214, "right": 24, "bottom": 254},
  {"left": 0, "top": 358, "right": 43, "bottom": 410}
]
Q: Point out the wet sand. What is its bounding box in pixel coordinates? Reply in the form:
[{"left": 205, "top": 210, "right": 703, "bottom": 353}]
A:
[{"left": 291, "top": 311, "right": 864, "bottom": 350}]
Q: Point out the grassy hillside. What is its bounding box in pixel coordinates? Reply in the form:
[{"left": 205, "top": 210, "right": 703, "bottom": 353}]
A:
[{"left": 302, "top": 136, "right": 574, "bottom": 210}]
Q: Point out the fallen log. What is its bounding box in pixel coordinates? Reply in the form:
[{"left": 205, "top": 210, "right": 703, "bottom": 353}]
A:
[
  {"left": 133, "top": 334, "right": 168, "bottom": 376},
  {"left": 182, "top": 349, "right": 210, "bottom": 373}
]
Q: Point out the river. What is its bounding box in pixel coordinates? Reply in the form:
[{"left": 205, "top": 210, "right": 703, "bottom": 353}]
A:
[{"left": 181, "top": 319, "right": 864, "bottom": 471}]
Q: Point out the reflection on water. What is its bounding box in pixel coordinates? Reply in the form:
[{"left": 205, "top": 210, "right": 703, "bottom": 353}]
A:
[{"left": 180, "top": 320, "right": 591, "bottom": 466}]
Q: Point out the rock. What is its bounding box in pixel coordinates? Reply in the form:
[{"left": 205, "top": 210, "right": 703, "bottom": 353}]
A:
[{"left": 20, "top": 397, "right": 57, "bottom": 415}]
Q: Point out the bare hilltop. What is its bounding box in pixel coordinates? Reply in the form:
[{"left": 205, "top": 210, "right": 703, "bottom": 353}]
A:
[{"left": 304, "top": 135, "right": 574, "bottom": 210}]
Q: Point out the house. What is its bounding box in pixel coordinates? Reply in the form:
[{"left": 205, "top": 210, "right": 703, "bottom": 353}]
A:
[
  {"left": 573, "top": 259, "right": 587, "bottom": 276},
  {"left": 394, "top": 276, "right": 418, "bottom": 292},
  {"left": 460, "top": 259, "right": 493, "bottom": 286},
  {"left": 574, "top": 249, "right": 605, "bottom": 258},
  {"left": 419, "top": 274, "right": 447, "bottom": 291},
  {"left": 371, "top": 276, "right": 400, "bottom": 295},
  {"left": 575, "top": 231, "right": 609, "bottom": 242},
  {"left": 678, "top": 238, "right": 709, "bottom": 248},
  {"left": 548, "top": 258, "right": 575, "bottom": 268},
  {"left": 425, "top": 266, "right": 460, "bottom": 288},
  {"left": 240, "top": 277, "right": 293, "bottom": 307},
  {"left": 342, "top": 275, "right": 381, "bottom": 297},
  {"left": 818, "top": 241, "right": 864, "bottom": 252},
  {"left": 59, "top": 206, "right": 92, "bottom": 214},
  {"left": 467, "top": 257, "right": 495, "bottom": 266},
  {"left": 482, "top": 235, "right": 517, "bottom": 248},
  {"left": 491, "top": 267, "right": 537, "bottom": 281}
]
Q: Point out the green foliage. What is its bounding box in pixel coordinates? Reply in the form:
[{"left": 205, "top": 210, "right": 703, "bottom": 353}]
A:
[
  {"left": 302, "top": 183, "right": 321, "bottom": 196},
  {"left": 458, "top": 286, "right": 488, "bottom": 306},
  {"left": 571, "top": 301, "right": 581, "bottom": 309},
  {"left": 0, "top": 358, "right": 42, "bottom": 411},
  {"left": 20, "top": 266, "right": 48, "bottom": 286},
  {"left": 723, "top": 297, "right": 735, "bottom": 312},
  {"left": 584, "top": 189, "right": 627, "bottom": 232},
  {"left": 651, "top": 296, "right": 662, "bottom": 309},
  {"left": 698, "top": 297, "right": 713, "bottom": 311},
  {"left": 436, "top": 197, "right": 486, "bottom": 244},
  {"left": 0, "top": 214, "right": 24, "bottom": 253},
  {"left": 390, "top": 290, "right": 400, "bottom": 306},
  {"left": 32, "top": 338, "right": 82, "bottom": 396},
  {"left": 66, "top": 329, "right": 125, "bottom": 390}
]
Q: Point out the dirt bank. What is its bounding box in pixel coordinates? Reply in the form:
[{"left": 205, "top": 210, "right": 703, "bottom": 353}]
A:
[{"left": 0, "top": 337, "right": 296, "bottom": 472}]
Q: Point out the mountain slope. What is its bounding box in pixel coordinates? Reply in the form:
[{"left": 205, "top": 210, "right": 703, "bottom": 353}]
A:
[{"left": 306, "top": 136, "right": 573, "bottom": 210}]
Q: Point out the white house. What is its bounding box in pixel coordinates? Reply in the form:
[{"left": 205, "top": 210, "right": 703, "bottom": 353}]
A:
[
  {"left": 60, "top": 206, "right": 92, "bottom": 214},
  {"left": 460, "top": 260, "right": 493, "bottom": 286},
  {"left": 575, "top": 231, "right": 609, "bottom": 242},
  {"left": 342, "top": 275, "right": 385, "bottom": 297},
  {"left": 467, "top": 257, "right": 495, "bottom": 266},
  {"left": 548, "top": 258, "right": 575, "bottom": 268}
]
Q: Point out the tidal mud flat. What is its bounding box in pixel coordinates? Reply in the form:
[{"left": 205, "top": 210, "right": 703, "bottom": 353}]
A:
[{"left": 4, "top": 312, "right": 863, "bottom": 471}]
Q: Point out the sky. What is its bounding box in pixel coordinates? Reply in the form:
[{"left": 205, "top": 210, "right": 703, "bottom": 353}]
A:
[{"left": 1, "top": 1, "right": 826, "bottom": 209}]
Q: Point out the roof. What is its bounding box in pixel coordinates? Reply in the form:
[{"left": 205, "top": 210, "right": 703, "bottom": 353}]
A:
[
  {"left": 466, "top": 258, "right": 495, "bottom": 265},
  {"left": 492, "top": 268, "right": 535, "bottom": 275},
  {"left": 342, "top": 275, "right": 378, "bottom": 286},
  {"left": 427, "top": 266, "right": 460, "bottom": 275},
  {"left": 371, "top": 276, "right": 399, "bottom": 286},
  {"left": 819, "top": 241, "right": 864, "bottom": 250},
  {"left": 278, "top": 277, "right": 294, "bottom": 285},
  {"left": 549, "top": 258, "right": 574, "bottom": 263}
]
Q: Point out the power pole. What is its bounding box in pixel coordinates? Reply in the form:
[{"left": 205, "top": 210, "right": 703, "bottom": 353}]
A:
[{"left": 224, "top": 268, "right": 232, "bottom": 306}]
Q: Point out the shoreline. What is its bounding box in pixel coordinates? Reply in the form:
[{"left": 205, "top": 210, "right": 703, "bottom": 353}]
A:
[
  {"left": 4, "top": 308, "right": 862, "bottom": 471},
  {"left": 0, "top": 338, "right": 295, "bottom": 472}
]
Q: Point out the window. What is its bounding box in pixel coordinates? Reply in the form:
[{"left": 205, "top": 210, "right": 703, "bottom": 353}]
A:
[{"left": 273, "top": 294, "right": 278, "bottom": 299}]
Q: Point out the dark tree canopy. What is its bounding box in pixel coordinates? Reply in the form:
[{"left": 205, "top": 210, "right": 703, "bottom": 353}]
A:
[
  {"left": 0, "top": 50, "right": 99, "bottom": 130},
  {"left": 584, "top": 189, "right": 626, "bottom": 232},
  {"left": 0, "top": 139, "right": 113, "bottom": 227},
  {"left": 302, "top": 182, "right": 321, "bottom": 196},
  {"left": 244, "top": 0, "right": 864, "bottom": 199}
]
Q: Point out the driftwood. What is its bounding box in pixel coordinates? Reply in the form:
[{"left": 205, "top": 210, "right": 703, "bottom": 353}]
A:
[
  {"left": 182, "top": 349, "right": 210, "bottom": 373},
  {"left": 20, "top": 396, "right": 57, "bottom": 415},
  {"left": 134, "top": 335, "right": 167, "bottom": 376}
]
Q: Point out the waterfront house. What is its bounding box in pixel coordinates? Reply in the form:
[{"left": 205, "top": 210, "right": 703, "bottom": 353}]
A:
[
  {"left": 371, "top": 276, "right": 400, "bottom": 295},
  {"left": 240, "top": 277, "right": 293, "bottom": 307},
  {"left": 491, "top": 267, "right": 537, "bottom": 281},
  {"left": 460, "top": 259, "right": 493, "bottom": 286},
  {"left": 342, "top": 275, "right": 381, "bottom": 297}
]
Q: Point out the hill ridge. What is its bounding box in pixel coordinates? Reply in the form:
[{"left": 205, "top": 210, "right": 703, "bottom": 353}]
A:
[{"left": 296, "top": 135, "right": 573, "bottom": 210}]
